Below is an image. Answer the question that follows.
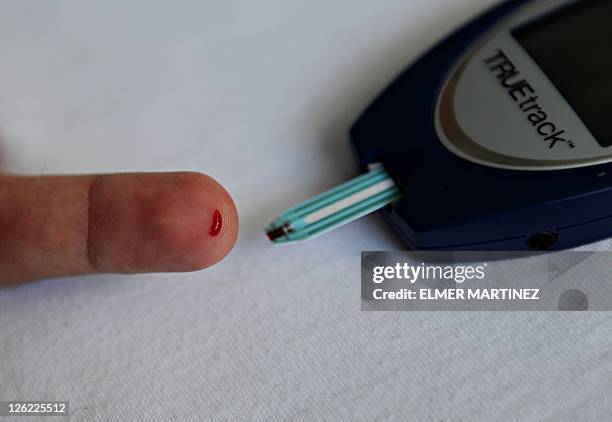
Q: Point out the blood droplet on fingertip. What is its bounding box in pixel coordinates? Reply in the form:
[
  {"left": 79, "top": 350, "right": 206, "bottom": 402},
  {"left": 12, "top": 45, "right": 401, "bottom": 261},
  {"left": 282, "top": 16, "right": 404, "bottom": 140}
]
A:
[{"left": 209, "top": 209, "right": 222, "bottom": 236}]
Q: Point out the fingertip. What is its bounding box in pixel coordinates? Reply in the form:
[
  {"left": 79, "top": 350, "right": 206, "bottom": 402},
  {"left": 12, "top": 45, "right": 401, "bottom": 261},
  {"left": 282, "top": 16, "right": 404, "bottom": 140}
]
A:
[
  {"left": 88, "top": 172, "right": 239, "bottom": 274},
  {"left": 175, "top": 172, "right": 239, "bottom": 270}
]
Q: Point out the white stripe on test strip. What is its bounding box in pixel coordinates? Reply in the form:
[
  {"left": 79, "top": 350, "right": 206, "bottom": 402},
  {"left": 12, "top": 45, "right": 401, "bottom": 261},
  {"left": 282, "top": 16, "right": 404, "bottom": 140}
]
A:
[{"left": 303, "top": 178, "right": 397, "bottom": 224}]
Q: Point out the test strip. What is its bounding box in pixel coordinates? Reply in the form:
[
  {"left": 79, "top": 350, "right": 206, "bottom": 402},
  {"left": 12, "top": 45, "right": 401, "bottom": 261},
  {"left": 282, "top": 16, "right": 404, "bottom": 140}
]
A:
[{"left": 266, "top": 165, "right": 401, "bottom": 243}]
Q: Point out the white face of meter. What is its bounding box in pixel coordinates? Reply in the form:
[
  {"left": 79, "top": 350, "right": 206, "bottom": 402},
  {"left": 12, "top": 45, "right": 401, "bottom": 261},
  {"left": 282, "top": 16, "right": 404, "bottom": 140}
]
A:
[{"left": 435, "top": 0, "right": 612, "bottom": 171}]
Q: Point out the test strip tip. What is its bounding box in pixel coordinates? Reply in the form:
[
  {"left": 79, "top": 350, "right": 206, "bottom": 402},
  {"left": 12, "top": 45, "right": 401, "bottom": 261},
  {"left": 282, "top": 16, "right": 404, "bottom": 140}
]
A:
[{"left": 266, "top": 226, "right": 286, "bottom": 242}]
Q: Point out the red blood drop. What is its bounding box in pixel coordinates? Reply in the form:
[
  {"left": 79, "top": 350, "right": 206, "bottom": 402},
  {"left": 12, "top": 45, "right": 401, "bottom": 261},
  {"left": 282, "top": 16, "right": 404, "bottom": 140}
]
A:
[{"left": 209, "top": 209, "right": 222, "bottom": 236}]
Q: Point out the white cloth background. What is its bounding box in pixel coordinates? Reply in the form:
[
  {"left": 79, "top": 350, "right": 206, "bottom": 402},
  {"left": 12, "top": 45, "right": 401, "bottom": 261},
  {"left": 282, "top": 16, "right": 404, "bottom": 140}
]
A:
[{"left": 1, "top": 0, "right": 611, "bottom": 420}]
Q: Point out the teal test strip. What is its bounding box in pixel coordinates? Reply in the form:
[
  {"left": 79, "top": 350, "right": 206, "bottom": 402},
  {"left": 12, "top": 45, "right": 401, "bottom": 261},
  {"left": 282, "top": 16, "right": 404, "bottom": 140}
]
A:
[{"left": 266, "top": 165, "right": 401, "bottom": 243}]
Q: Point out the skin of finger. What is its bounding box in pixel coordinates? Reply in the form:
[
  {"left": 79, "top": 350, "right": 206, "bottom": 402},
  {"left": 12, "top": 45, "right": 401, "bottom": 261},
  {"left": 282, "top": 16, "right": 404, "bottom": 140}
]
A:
[{"left": 0, "top": 172, "right": 238, "bottom": 284}]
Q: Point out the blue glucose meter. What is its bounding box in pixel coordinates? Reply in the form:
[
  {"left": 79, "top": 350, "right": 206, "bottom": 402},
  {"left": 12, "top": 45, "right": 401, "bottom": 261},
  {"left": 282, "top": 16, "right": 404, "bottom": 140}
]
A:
[{"left": 350, "top": 0, "right": 612, "bottom": 251}]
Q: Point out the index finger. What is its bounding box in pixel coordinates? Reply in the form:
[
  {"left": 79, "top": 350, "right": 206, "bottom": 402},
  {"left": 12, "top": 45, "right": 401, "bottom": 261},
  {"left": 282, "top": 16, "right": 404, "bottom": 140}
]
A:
[{"left": 0, "top": 172, "right": 239, "bottom": 284}]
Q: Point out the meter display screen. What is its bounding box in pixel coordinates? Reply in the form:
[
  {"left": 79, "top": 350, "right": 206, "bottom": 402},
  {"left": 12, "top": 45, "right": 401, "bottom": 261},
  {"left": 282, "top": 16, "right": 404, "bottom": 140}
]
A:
[{"left": 513, "top": 0, "right": 612, "bottom": 147}]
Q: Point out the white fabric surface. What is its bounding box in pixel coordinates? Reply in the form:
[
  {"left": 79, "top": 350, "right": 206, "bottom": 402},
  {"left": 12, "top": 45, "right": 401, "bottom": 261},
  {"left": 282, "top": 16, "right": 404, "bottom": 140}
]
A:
[{"left": 1, "top": 0, "right": 611, "bottom": 420}]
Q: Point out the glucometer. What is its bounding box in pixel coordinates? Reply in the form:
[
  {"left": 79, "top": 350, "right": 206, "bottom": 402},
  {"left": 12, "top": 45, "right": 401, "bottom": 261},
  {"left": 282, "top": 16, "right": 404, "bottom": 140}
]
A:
[
  {"left": 268, "top": 0, "right": 612, "bottom": 251},
  {"left": 350, "top": 0, "right": 612, "bottom": 251}
]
